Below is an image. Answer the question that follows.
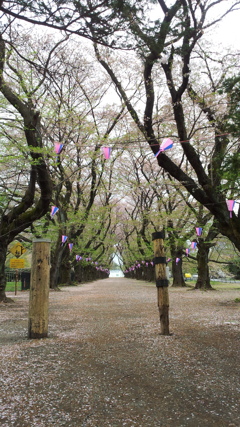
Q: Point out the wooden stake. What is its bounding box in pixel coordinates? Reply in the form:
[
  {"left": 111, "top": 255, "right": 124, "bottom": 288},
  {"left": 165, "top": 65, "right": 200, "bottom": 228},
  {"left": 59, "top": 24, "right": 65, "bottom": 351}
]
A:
[
  {"left": 152, "top": 231, "right": 170, "bottom": 335},
  {"left": 15, "top": 269, "right": 18, "bottom": 295},
  {"left": 28, "top": 239, "right": 51, "bottom": 339}
]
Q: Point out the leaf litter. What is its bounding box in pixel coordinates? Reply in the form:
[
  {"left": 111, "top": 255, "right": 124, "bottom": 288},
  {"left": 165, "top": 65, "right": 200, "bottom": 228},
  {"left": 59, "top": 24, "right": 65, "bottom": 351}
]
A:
[{"left": 0, "top": 278, "right": 239, "bottom": 427}]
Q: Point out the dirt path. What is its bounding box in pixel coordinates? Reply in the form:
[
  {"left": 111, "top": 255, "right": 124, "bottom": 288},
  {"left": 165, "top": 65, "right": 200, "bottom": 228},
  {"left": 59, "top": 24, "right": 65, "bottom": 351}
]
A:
[{"left": 0, "top": 278, "right": 240, "bottom": 427}]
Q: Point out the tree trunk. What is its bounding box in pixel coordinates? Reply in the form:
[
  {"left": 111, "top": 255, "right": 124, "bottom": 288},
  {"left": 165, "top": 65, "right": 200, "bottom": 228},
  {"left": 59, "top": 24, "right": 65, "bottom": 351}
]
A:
[
  {"left": 171, "top": 256, "right": 186, "bottom": 287},
  {"left": 74, "top": 263, "right": 83, "bottom": 283},
  {"left": 50, "top": 239, "right": 66, "bottom": 289},
  {"left": 167, "top": 221, "right": 186, "bottom": 287},
  {"left": 195, "top": 239, "right": 212, "bottom": 290},
  {"left": 0, "top": 244, "right": 8, "bottom": 302},
  {"left": 59, "top": 259, "right": 72, "bottom": 285}
]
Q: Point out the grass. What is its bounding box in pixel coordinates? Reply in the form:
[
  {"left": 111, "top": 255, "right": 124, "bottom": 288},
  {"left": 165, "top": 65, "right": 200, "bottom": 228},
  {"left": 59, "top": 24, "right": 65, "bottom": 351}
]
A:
[
  {"left": 6, "top": 281, "right": 22, "bottom": 292},
  {"left": 210, "top": 281, "right": 240, "bottom": 291},
  {"left": 179, "top": 280, "right": 240, "bottom": 291}
]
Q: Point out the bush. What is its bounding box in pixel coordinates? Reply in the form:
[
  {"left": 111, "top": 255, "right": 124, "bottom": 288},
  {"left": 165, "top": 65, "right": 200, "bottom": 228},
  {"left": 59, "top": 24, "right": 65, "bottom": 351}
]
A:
[{"left": 227, "top": 258, "right": 240, "bottom": 279}]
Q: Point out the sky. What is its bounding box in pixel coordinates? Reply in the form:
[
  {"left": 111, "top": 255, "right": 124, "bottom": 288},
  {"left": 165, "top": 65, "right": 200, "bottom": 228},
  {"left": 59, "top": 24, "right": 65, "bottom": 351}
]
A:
[{"left": 206, "top": 4, "right": 240, "bottom": 49}]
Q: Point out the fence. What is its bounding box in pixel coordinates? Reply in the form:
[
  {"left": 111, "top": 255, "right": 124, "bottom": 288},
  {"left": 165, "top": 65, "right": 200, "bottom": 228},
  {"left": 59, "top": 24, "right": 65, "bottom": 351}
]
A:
[{"left": 5, "top": 269, "right": 31, "bottom": 290}]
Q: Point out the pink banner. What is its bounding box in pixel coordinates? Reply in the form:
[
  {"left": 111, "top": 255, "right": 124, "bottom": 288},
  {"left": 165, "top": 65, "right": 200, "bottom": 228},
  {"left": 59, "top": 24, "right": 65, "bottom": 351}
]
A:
[
  {"left": 226, "top": 200, "right": 235, "bottom": 218},
  {"left": 102, "top": 147, "right": 111, "bottom": 159}
]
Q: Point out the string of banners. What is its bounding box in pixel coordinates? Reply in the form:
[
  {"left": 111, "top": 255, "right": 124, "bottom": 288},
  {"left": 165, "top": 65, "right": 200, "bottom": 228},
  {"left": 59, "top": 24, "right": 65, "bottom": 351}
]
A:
[
  {"left": 53, "top": 132, "right": 232, "bottom": 157},
  {"left": 54, "top": 138, "right": 173, "bottom": 160}
]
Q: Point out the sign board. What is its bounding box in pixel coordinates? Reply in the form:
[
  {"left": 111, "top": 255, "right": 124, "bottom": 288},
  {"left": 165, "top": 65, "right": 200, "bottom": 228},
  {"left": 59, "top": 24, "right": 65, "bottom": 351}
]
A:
[
  {"left": 10, "top": 243, "right": 27, "bottom": 258},
  {"left": 10, "top": 259, "right": 25, "bottom": 268}
]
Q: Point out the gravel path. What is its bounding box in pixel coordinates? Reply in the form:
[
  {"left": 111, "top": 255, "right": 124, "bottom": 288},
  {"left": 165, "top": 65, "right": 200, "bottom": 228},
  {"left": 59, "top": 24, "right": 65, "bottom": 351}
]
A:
[{"left": 0, "top": 278, "right": 240, "bottom": 427}]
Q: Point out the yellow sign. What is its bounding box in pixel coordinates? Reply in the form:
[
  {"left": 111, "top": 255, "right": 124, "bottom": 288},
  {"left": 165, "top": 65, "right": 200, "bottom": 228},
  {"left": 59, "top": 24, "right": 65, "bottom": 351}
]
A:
[
  {"left": 10, "top": 243, "right": 27, "bottom": 258},
  {"left": 10, "top": 259, "right": 25, "bottom": 268}
]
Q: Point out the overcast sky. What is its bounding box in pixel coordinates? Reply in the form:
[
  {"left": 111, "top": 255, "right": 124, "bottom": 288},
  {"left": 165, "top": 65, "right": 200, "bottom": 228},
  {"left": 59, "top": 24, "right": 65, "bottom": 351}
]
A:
[{"left": 207, "top": 5, "right": 240, "bottom": 49}]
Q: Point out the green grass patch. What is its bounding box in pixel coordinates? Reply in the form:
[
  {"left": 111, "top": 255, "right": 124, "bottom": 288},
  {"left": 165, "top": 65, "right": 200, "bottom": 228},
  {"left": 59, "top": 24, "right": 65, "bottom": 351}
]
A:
[
  {"left": 6, "top": 281, "right": 21, "bottom": 292},
  {"left": 211, "top": 282, "right": 240, "bottom": 291},
  {"left": 185, "top": 280, "right": 240, "bottom": 291}
]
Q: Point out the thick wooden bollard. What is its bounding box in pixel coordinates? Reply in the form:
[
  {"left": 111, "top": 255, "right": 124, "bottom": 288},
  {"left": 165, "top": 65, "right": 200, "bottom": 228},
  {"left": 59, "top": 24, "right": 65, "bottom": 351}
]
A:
[
  {"left": 28, "top": 238, "right": 51, "bottom": 339},
  {"left": 152, "top": 231, "right": 170, "bottom": 335}
]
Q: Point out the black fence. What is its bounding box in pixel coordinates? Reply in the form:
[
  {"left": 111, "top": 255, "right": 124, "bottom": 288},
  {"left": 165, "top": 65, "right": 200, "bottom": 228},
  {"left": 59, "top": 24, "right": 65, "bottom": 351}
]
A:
[{"left": 5, "top": 269, "right": 31, "bottom": 290}]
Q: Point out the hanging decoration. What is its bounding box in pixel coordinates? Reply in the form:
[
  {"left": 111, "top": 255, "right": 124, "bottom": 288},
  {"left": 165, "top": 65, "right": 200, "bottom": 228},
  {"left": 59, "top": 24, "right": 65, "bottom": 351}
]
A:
[
  {"left": 155, "top": 138, "right": 174, "bottom": 158},
  {"left": 50, "top": 206, "right": 59, "bottom": 217},
  {"left": 186, "top": 248, "right": 190, "bottom": 256},
  {"left": 226, "top": 200, "right": 235, "bottom": 218},
  {"left": 196, "top": 227, "right": 203, "bottom": 236},
  {"left": 68, "top": 243, "right": 73, "bottom": 252},
  {"left": 124, "top": 259, "right": 166, "bottom": 274},
  {"left": 176, "top": 257, "right": 181, "bottom": 264},
  {"left": 191, "top": 241, "right": 197, "bottom": 249},
  {"left": 54, "top": 143, "right": 64, "bottom": 154},
  {"left": 102, "top": 147, "right": 111, "bottom": 159},
  {"left": 76, "top": 255, "right": 82, "bottom": 261},
  {"left": 61, "top": 235, "right": 68, "bottom": 245}
]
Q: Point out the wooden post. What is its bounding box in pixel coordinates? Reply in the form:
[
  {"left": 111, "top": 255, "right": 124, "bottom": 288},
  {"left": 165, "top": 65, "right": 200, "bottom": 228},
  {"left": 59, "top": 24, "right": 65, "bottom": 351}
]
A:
[
  {"left": 28, "top": 238, "right": 51, "bottom": 339},
  {"left": 15, "top": 269, "right": 18, "bottom": 295},
  {"left": 152, "top": 231, "right": 170, "bottom": 335}
]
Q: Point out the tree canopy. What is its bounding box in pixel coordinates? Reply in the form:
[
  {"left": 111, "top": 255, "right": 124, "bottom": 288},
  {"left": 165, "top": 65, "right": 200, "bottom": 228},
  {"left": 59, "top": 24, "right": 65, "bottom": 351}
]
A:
[
  {"left": 2, "top": 0, "right": 239, "bottom": 247},
  {"left": 0, "top": 0, "right": 239, "bottom": 299}
]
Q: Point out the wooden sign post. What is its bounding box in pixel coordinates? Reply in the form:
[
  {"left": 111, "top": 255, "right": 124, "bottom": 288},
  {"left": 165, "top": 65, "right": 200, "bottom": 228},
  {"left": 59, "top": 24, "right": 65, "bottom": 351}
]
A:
[
  {"left": 152, "top": 231, "right": 170, "bottom": 335},
  {"left": 28, "top": 239, "right": 51, "bottom": 339}
]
